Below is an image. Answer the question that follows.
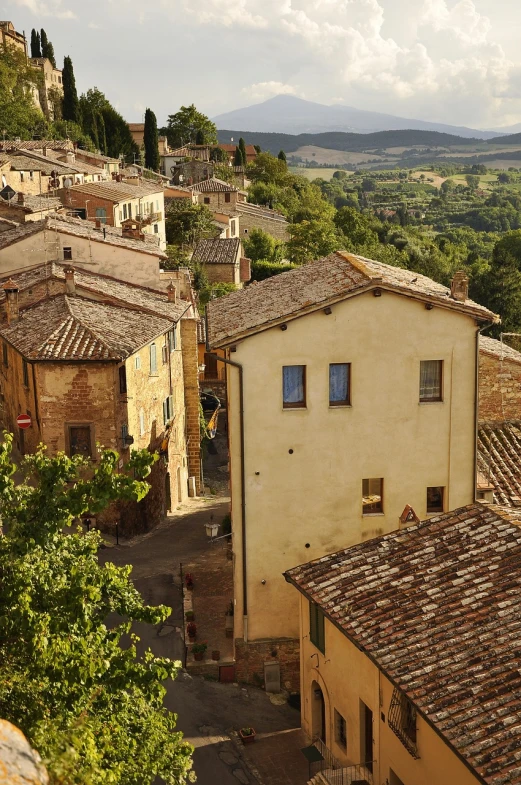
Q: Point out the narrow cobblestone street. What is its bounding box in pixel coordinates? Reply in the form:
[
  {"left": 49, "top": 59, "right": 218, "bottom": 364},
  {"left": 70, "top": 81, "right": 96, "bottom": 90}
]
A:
[{"left": 99, "top": 497, "right": 303, "bottom": 785}]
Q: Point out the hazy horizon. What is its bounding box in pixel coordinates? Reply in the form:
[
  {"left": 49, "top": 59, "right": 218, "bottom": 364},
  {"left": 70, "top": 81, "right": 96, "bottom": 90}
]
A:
[{"left": 2, "top": 0, "right": 520, "bottom": 131}]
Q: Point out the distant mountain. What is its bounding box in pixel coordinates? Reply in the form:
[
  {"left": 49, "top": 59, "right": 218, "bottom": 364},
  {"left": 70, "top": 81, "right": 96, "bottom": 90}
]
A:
[
  {"left": 213, "top": 95, "right": 501, "bottom": 140},
  {"left": 489, "top": 123, "right": 521, "bottom": 134},
  {"left": 216, "top": 128, "right": 481, "bottom": 156},
  {"left": 486, "top": 132, "right": 521, "bottom": 145}
]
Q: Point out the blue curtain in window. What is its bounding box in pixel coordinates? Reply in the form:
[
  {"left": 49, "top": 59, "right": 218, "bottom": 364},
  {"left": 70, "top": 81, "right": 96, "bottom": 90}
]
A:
[
  {"left": 329, "top": 364, "right": 348, "bottom": 402},
  {"left": 283, "top": 365, "right": 304, "bottom": 403}
]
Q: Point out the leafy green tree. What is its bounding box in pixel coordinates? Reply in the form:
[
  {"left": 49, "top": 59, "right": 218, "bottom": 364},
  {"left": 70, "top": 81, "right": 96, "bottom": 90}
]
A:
[
  {"left": 30, "top": 29, "right": 41, "bottom": 58},
  {"left": 361, "top": 178, "right": 377, "bottom": 192},
  {"left": 277, "top": 149, "right": 287, "bottom": 164},
  {"left": 166, "top": 201, "right": 216, "bottom": 248},
  {"left": 471, "top": 257, "right": 521, "bottom": 337},
  {"left": 465, "top": 174, "right": 480, "bottom": 190},
  {"left": 243, "top": 227, "right": 283, "bottom": 262},
  {"left": 0, "top": 44, "right": 46, "bottom": 138},
  {"left": 239, "top": 137, "right": 247, "bottom": 165},
  {"left": 40, "top": 29, "right": 57, "bottom": 68},
  {"left": 251, "top": 260, "right": 299, "bottom": 281},
  {"left": 233, "top": 145, "right": 243, "bottom": 166},
  {"left": 62, "top": 56, "right": 80, "bottom": 124},
  {"left": 79, "top": 88, "right": 137, "bottom": 159},
  {"left": 247, "top": 152, "right": 289, "bottom": 185},
  {"left": 195, "top": 128, "right": 205, "bottom": 145},
  {"left": 498, "top": 172, "right": 512, "bottom": 184},
  {"left": 164, "top": 105, "right": 217, "bottom": 148},
  {"left": 286, "top": 219, "right": 341, "bottom": 264},
  {"left": 332, "top": 170, "right": 348, "bottom": 180},
  {"left": 334, "top": 207, "right": 379, "bottom": 247},
  {"left": 253, "top": 144, "right": 261, "bottom": 154},
  {"left": 144, "top": 108, "right": 160, "bottom": 171},
  {"left": 209, "top": 146, "right": 228, "bottom": 163},
  {"left": 0, "top": 434, "right": 194, "bottom": 784}
]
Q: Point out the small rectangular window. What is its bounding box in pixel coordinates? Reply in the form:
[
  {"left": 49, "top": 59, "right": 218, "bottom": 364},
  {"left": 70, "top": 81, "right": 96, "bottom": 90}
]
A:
[
  {"left": 128, "top": 203, "right": 132, "bottom": 218},
  {"left": 225, "top": 192, "right": 231, "bottom": 203},
  {"left": 29, "top": 170, "right": 34, "bottom": 181},
  {"left": 119, "top": 365, "right": 127, "bottom": 394},
  {"left": 329, "top": 363, "right": 350, "bottom": 406},
  {"left": 283, "top": 365, "right": 306, "bottom": 408},
  {"left": 389, "top": 687, "right": 418, "bottom": 757},
  {"left": 427, "top": 486, "right": 444, "bottom": 513},
  {"left": 154, "top": 224, "right": 159, "bottom": 233},
  {"left": 363, "top": 478, "right": 383, "bottom": 514},
  {"left": 22, "top": 359, "right": 29, "bottom": 388},
  {"left": 2, "top": 343, "right": 8, "bottom": 367},
  {"left": 20, "top": 172, "right": 24, "bottom": 182},
  {"left": 123, "top": 203, "right": 127, "bottom": 220},
  {"left": 163, "top": 394, "right": 174, "bottom": 425},
  {"left": 335, "top": 709, "right": 347, "bottom": 750},
  {"left": 309, "top": 602, "right": 325, "bottom": 654},
  {"left": 68, "top": 425, "right": 93, "bottom": 458},
  {"left": 63, "top": 246, "right": 72, "bottom": 260},
  {"left": 150, "top": 343, "right": 157, "bottom": 374},
  {"left": 204, "top": 197, "right": 210, "bottom": 204},
  {"left": 162, "top": 344, "right": 168, "bottom": 365},
  {"left": 420, "top": 360, "right": 443, "bottom": 402},
  {"left": 134, "top": 354, "right": 141, "bottom": 370},
  {"left": 168, "top": 327, "right": 177, "bottom": 352}
]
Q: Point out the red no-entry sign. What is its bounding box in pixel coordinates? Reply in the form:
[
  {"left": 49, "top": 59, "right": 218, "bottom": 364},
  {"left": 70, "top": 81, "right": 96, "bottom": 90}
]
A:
[{"left": 16, "top": 413, "right": 32, "bottom": 429}]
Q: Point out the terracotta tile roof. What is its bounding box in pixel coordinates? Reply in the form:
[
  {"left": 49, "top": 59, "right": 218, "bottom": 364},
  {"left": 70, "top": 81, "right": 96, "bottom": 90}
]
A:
[
  {"left": 192, "top": 237, "right": 241, "bottom": 265},
  {"left": 480, "top": 335, "right": 521, "bottom": 365},
  {"left": 0, "top": 295, "right": 172, "bottom": 361},
  {"left": 478, "top": 422, "right": 521, "bottom": 507},
  {"left": 285, "top": 502, "right": 521, "bottom": 785},
  {"left": 0, "top": 194, "right": 62, "bottom": 214},
  {"left": 128, "top": 123, "right": 145, "bottom": 132},
  {"left": 218, "top": 143, "right": 257, "bottom": 155},
  {"left": 63, "top": 179, "right": 163, "bottom": 201},
  {"left": 208, "top": 251, "right": 498, "bottom": 347},
  {"left": 235, "top": 202, "right": 287, "bottom": 223},
  {"left": 188, "top": 178, "right": 238, "bottom": 193},
  {"left": 74, "top": 150, "right": 120, "bottom": 164},
  {"left": 7, "top": 152, "right": 77, "bottom": 176},
  {"left": 0, "top": 262, "right": 189, "bottom": 322},
  {"left": 0, "top": 140, "right": 73, "bottom": 152},
  {"left": 0, "top": 214, "right": 167, "bottom": 258}
]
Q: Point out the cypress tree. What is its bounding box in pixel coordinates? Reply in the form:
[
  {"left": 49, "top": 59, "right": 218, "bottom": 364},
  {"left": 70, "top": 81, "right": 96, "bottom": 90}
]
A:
[
  {"left": 233, "top": 146, "right": 243, "bottom": 167},
  {"left": 278, "top": 149, "right": 287, "bottom": 163},
  {"left": 30, "top": 29, "right": 41, "bottom": 58},
  {"left": 62, "top": 56, "right": 80, "bottom": 124},
  {"left": 143, "top": 108, "right": 160, "bottom": 171},
  {"left": 41, "top": 29, "right": 56, "bottom": 68},
  {"left": 239, "top": 137, "right": 247, "bottom": 166},
  {"left": 195, "top": 129, "right": 205, "bottom": 145}
]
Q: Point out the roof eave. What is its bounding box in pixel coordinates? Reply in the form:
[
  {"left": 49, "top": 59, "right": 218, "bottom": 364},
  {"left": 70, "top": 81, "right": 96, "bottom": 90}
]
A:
[{"left": 209, "top": 282, "right": 498, "bottom": 350}]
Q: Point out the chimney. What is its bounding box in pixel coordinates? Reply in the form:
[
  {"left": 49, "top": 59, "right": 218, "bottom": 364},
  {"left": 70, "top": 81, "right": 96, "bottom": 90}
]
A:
[
  {"left": 64, "top": 266, "right": 76, "bottom": 296},
  {"left": 450, "top": 271, "right": 469, "bottom": 302},
  {"left": 122, "top": 223, "right": 144, "bottom": 241},
  {"left": 66, "top": 150, "right": 75, "bottom": 165},
  {"left": 17, "top": 192, "right": 24, "bottom": 205},
  {"left": 167, "top": 281, "right": 177, "bottom": 303},
  {"left": 2, "top": 279, "right": 20, "bottom": 324}
]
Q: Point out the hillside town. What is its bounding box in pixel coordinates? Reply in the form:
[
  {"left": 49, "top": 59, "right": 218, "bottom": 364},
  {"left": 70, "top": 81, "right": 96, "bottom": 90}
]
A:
[{"left": 4, "top": 12, "right": 521, "bottom": 785}]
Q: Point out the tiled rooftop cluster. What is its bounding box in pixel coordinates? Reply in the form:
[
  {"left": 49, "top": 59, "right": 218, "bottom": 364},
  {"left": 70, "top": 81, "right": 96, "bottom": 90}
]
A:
[
  {"left": 188, "top": 178, "right": 238, "bottom": 193},
  {"left": 207, "top": 251, "right": 496, "bottom": 347},
  {"left": 285, "top": 503, "right": 521, "bottom": 785},
  {"left": 192, "top": 237, "right": 241, "bottom": 265},
  {"left": 64, "top": 179, "right": 163, "bottom": 201},
  {"left": 478, "top": 422, "right": 521, "bottom": 507}
]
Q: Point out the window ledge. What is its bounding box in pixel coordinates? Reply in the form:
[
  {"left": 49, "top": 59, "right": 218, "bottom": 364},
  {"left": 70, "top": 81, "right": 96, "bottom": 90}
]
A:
[
  {"left": 362, "top": 512, "right": 385, "bottom": 517},
  {"left": 328, "top": 404, "right": 351, "bottom": 409},
  {"left": 419, "top": 400, "right": 443, "bottom": 405},
  {"left": 282, "top": 407, "right": 307, "bottom": 411}
]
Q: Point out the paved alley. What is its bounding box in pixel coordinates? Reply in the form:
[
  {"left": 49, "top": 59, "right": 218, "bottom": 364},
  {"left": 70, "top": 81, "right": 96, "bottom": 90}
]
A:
[{"left": 99, "top": 498, "right": 303, "bottom": 785}]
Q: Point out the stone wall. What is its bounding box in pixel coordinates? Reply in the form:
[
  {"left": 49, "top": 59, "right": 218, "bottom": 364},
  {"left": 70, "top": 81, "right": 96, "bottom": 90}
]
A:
[
  {"left": 234, "top": 637, "right": 300, "bottom": 693},
  {"left": 479, "top": 349, "right": 521, "bottom": 423},
  {"left": 204, "top": 262, "right": 240, "bottom": 286},
  {"left": 237, "top": 209, "right": 289, "bottom": 241},
  {"left": 181, "top": 317, "right": 202, "bottom": 494}
]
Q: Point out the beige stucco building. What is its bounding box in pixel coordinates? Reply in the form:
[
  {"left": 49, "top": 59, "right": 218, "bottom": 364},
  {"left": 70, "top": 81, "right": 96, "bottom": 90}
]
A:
[
  {"left": 207, "top": 254, "right": 498, "bottom": 687},
  {"left": 0, "top": 213, "right": 167, "bottom": 289},
  {"left": 285, "top": 502, "right": 520, "bottom": 785}
]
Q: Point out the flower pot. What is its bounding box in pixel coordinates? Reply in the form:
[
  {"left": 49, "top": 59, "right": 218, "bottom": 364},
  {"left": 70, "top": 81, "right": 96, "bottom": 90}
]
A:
[
  {"left": 211, "top": 650, "right": 220, "bottom": 661},
  {"left": 193, "top": 651, "right": 204, "bottom": 661},
  {"left": 239, "top": 728, "right": 256, "bottom": 744}
]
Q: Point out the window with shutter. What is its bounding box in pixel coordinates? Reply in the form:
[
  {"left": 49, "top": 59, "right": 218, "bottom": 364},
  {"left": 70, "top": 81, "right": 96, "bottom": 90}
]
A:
[
  {"left": 150, "top": 343, "right": 157, "bottom": 374},
  {"left": 309, "top": 602, "right": 325, "bottom": 653},
  {"left": 119, "top": 365, "right": 127, "bottom": 394},
  {"left": 162, "top": 344, "right": 168, "bottom": 364}
]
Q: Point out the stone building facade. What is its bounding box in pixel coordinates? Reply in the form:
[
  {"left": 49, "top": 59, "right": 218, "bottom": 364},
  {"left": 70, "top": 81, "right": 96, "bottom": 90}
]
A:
[
  {"left": 0, "top": 265, "right": 200, "bottom": 533},
  {"left": 478, "top": 335, "right": 521, "bottom": 423}
]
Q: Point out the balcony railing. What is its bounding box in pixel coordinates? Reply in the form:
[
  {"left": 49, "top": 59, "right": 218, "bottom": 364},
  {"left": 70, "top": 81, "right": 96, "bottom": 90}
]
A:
[{"left": 310, "top": 738, "right": 374, "bottom": 785}]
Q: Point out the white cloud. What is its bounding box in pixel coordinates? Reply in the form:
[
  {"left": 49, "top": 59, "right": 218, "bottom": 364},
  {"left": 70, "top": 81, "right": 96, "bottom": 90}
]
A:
[
  {"left": 244, "top": 81, "right": 299, "bottom": 100},
  {"left": 13, "top": 0, "right": 76, "bottom": 18}
]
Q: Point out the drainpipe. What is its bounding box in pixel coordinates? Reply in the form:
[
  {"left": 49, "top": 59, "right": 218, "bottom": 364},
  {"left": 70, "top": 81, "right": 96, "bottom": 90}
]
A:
[
  {"left": 474, "top": 321, "right": 494, "bottom": 502},
  {"left": 205, "top": 311, "right": 248, "bottom": 640}
]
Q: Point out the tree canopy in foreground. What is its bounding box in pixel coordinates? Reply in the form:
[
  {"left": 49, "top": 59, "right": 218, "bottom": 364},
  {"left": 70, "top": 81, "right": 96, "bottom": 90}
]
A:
[{"left": 0, "top": 434, "right": 194, "bottom": 785}]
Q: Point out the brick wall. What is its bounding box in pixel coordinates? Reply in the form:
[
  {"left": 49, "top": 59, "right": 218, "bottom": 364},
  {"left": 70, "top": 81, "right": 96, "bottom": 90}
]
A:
[
  {"left": 479, "top": 350, "right": 521, "bottom": 423},
  {"left": 235, "top": 637, "right": 300, "bottom": 692},
  {"left": 181, "top": 317, "right": 201, "bottom": 493}
]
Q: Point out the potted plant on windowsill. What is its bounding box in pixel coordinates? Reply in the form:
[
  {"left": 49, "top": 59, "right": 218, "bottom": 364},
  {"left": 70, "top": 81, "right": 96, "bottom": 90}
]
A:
[
  {"left": 239, "top": 727, "right": 256, "bottom": 744},
  {"left": 185, "top": 572, "right": 194, "bottom": 590},
  {"left": 187, "top": 621, "right": 197, "bottom": 642},
  {"left": 185, "top": 610, "right": 195, "bottom": 622},
  {"left": 192, "top": 641, "right": 207, "bottom": 662}
]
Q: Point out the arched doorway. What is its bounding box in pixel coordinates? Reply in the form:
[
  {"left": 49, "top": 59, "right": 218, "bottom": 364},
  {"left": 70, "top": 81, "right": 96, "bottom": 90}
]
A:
[
  {"left": 165, "top": 472, "right": 172, "bottom": 513},
  {"left": 311, "top": 680, "right": 326, "bottom": 743},
  {"left": 176, "top": 467, "right": 182, "bottom": 504}
]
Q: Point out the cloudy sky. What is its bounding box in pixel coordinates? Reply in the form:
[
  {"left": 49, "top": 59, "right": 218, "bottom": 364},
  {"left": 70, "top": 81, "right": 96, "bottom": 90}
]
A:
[{"left": 2, "top": 0, "right": 520, "bottom": 130}]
